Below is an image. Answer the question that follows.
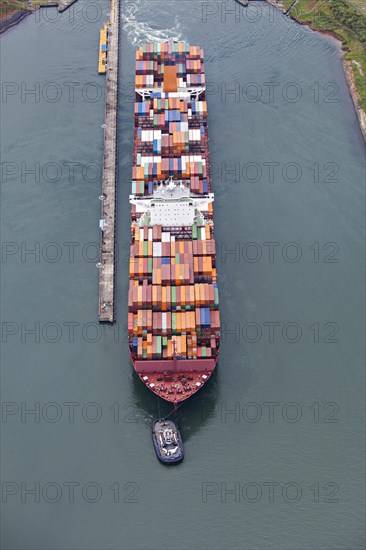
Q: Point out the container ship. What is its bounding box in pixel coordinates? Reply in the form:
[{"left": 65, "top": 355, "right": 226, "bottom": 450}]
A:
[{"left": 128, "top": 41, "right": 220, "bottom": 404}]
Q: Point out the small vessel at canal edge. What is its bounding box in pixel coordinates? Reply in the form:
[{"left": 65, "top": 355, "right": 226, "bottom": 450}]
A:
[
  {"left": 234, "top": 0, "right": 249, "bottom": 6},
  {"left": 152, "top": 419, "right": 184, "bottom": 463}
]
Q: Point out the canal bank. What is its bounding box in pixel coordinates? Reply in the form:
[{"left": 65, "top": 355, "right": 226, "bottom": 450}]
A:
[
  {"left": 0, "top": 0, "right": 78, "bottom": 34},
  {"left": 0, "top": 9, "right": 31, "bottom": 34},
  {"left": 266, "top": 0, "right": 366, "bottom": 140}
]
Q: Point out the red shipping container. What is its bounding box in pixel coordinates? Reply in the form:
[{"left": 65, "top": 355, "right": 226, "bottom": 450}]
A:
[
  {"left": 157, "top": 286, "right": 162, "bottom": 308},
  {"left": 195, "top": 308, "right": 200, "bottom": 327}
]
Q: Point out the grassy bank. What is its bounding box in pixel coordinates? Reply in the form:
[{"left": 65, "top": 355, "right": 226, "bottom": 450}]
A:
[
  {"left": 0, "top": 1, "right": 59, "bottom": 22},
  {"left": 283, "top": 0, "right": 366, "bottom": 111}
]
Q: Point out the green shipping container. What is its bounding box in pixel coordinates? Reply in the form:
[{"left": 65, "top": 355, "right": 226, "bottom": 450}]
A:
[
  {"left": 156, "top": 336, "right": 162, "bottom": 355},
  {"left": 192, "top": 225, "right": 197, "bottom": 240}
]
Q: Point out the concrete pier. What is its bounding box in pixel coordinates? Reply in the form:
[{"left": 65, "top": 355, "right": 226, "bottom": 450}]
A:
[{"left": 98, "top": 0, "right": 120, "bottom": 322}]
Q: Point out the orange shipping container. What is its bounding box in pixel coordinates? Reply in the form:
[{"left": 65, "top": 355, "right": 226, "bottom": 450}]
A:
[
  {"left": 147, "top": 310, "right": 152, "bottom": 330},
  {"left": 185, "top": 312, "right": 190, "bottom": 332},
  {"left": 181, "top": 335, "right": 187, "bottom": 354},
  {"left": 194, "top": 257, "right": 199, "bottom": 274},
  {"left": 138, "top": 258, "right": 143, "bottom": 276},
  {"left": 188, "top": 311, "right": 194, "bottom": 332},
  {"left": 190, "top": 285, "right": 195, "bottom": 306},
  {"left": 167, "top": 339, "right": 173, "bottom": 358},
  {"left": 194, "top": 283, "right": 200, "bottom": 304},
  {"left": 152, "top": 285, "right": 158, "bottom": 306},
  {"left": 181, "top": 313, "right": 186, "bottom": 332},
  {"left": 162, "top": 287, "right": 167, "bottom": 310},
  {"left": 191, "top": 311, "right": 196, "bottom": 332}
]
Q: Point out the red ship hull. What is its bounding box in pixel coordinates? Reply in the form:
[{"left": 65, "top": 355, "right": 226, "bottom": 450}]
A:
[{"left": 131, "top": 353, "right": 219, "bottom": 403}]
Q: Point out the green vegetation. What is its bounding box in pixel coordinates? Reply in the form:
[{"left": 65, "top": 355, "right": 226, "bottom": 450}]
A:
[
  {"left": 284, "top": 0, "right": 366, "bottom": 111},
  {"left": 345, "top": 0, "right": 366, "bottom": 16},
  {"left": 0, "top": 0, "right": 59, "bottom": 21}
]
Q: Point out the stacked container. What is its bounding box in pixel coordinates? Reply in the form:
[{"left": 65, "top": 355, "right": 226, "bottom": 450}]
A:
[{"left": 129, "top": 42, "right": 220, "bottom": 366}]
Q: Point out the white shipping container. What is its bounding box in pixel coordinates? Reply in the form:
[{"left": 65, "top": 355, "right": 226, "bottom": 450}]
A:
[
  {"left": 148, "top": 228, "right": 153, "bottom": 241},
  {"left": 153, "top": 242, "right": 162, "bottom": 257},
  {"left": 162, "top": 313, "right": 167, "bottom": 331},
  {"left": 201, "top": 227, "right": 206, "bottom": 241},
  {"left": 141, "top": 156, "right": 161, "bottom": 165},
  {"left": 189, "top": 129, "right": 200, "bottom": 141}
]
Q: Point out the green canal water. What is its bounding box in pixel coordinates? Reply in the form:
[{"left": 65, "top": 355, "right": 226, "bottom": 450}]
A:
[{"left": 1, "top": 1, "right": 365, "bottom": 548}]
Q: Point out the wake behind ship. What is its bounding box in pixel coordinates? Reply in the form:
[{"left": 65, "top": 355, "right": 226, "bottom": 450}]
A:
[{"left": 128, "top": 41, "right": 220, "bottom": 403}]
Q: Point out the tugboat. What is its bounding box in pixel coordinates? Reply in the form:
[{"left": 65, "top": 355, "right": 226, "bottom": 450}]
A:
[{"left": 152, "top": 419, "right": 184, "bottom": 464}]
